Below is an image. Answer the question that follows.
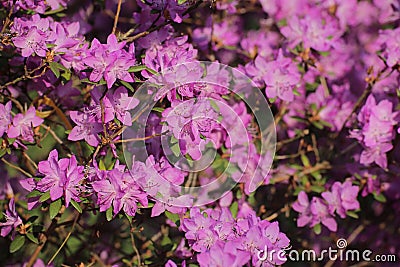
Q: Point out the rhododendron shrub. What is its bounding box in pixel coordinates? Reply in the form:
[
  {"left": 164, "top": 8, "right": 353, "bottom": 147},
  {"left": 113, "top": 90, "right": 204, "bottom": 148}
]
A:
[{"left": 0, "top": 0, "right": 399, "bottom": 266}]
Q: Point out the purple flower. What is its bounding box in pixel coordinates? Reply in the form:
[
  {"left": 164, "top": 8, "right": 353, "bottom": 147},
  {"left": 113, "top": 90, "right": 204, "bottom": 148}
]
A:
[
  {"left": 360, "top": 143, "right": 393, "bottom": 169},
  {"left": 0, "top": 198, "right": 23, "bottom": 237},
  {"left": 92, "top": 161, "right": 148, "bottom": 216},
  {"left": 139, "top": 0, "right": 189, "bottom": 24},
  {"left": 83, "top": 34, "right": 135, "bottom": 88},
  {"left": 293, "top": 192, "right": 338, "bottom": 232},
  {"left": 246, "top": 50, "right": 300, "bottom": 101},
  {"left": 89, "top": 86, "right": 139, "bottom": 126},
  {"left": 12, "top": 27, "right": 47, "bottom": 57},
  {"left": 63, "top": 154, "right": 85, "bottom": 206},
  {"left": 114, "top": 172, "right": 148, "bottom": 217},
  {"left": 104, "top": 56, "right": 135, "bottom": 89},
  {"left": 7, "top": 106, "right": 44, "bottom": 142},
  {"left": 143, "top": 36, "right": 197, "bottom": 76},
  {"left": 109, "top": 87, "right": 139, "bottom": 126},
  {"left": 0, "top": 101, "right": 12, "bottom": 137},
  {"left": 350, "top": 95, "right": 398, "bottom": 169},
  {"left": 11, "top": 15, "right": 50, "bottom": 57},
  {"left": 68, "top": 110, "right": 102, "bottom": 146},
  {"left": 197, "top": 241, "right": 240, "bottom": 266},
  {"left": 377, "top": 28, "right": 400, "bottom": 67},
  {"left": 292, "top": 191, "right": 312, "bottom": 227},
  {"left": 92, "top": 169, "right": 118, "bottom": 213},
  {"left": 36, "top": 149, "right": 84, "bottom": 206},
  {"left": 165, "top": 260, "right": 178, "bottom": 267},
  {"left": 46, "top": 0, "right": 67, "bottom": 10},
  {"left": 281, "top": 11, "right": 342, "bottom": 51},
  {"left": 322, "top": 181, "right": 360, "bottom": 218},
  {"left": 163, "top": 99, "right": 219, "bottom": 159},
  {"left": 310, "top": 197, "right": 337, "bottom": 232}
]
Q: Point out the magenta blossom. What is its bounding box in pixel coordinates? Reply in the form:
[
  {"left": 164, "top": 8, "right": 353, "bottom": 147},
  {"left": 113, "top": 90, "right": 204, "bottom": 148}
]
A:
[
  {"left": 7, "top": 106, "right": 44, "bottom": 142},
  {"left": 36, "top": 149, "right": 84, "bottom": 206},
  {"left": 0, "top": 101, "right": 12, "bottom": 137},
  {"left": 0, "top": 198, "right": 23, "bottom": 237},
  {"left": 322, "top": 181, "right": 360, "bottom": 218},
  {"left": 68, "top": 110, "right": 103, "bottom": 146}
]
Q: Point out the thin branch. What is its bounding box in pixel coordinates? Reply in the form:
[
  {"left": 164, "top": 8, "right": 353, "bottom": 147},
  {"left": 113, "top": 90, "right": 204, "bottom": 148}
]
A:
[
  {"left": 113, "top": 133, "right": 162, "bottom": 144},
  {"left": 129, "top": 221, "right": 142, "bottom": 267},
  {"left": 40, "top": 124, "right": 64, "bottom": 145},
  {"left": 0, "top": 61, "right": 48, "bottom": 91},
  {"left": 26, "top": 219, "right": 59, "bottom": 267},
  {"left": 112, "top": 0, "right": 123, "bottom": 34},
  {"left": 22, "top": 151, "right": 38, "bottom": 169},
  {"left": 47, "top": 214, "right": 80, "bottom": 265},
  {"left": 0, "top": 0, "right": 15, "bottom": 34},
  {"left": 1, "top": 158, "right": 33, "bottom": 177},
  {"left": 124, "top": 0, "right": 202, "bottom": 43}
]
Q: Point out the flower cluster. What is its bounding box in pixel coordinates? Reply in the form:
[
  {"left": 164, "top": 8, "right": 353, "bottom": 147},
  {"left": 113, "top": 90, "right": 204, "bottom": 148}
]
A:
[
  {"left": 68, "top": 87, "right": 139, "bottom": 147},
  {"left": 350, "top": 95, "right": 399, "bottom": 169},
  {"left": 0, "top": 0, "right": 399, "bottom": 266},
  {"left": 84, "top": 35, "right": 135, "bottom": 88},
  {"left": 0, "top": 102, "right": 43, "bottom": 143},
  {"left": 293, "top": 181, "right": 360, "bottom": 232},
  {"left": 181, "top": 204, "right": 290, "bottom": 267}
]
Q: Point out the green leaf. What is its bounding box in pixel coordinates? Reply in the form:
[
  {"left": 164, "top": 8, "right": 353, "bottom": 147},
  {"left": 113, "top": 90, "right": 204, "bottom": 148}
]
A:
[
  {"left": 145, "top": 67, "right": 158, "bottom": 75},
  {"left": 10, "top": 235, "right": 25, "bottom": 253},
  {"left": 70, "top": 200, "right": 82, "bottom": 213},
  {"left": 49, "top": 198, "right": 62, "bottom": 219},
  {"left": 277, "top": 18, "right": 287, "bottom": 27},
  {"left": 49, "top": 62, "right": 60, "bottom": 78},
  {"left": 61, "top": 71, "right": 71, "bottom": 81},
  {"left": 152, "top": 107, "right": 164, "bottom": 113},
  {"left": 310, "top": 171, "right": 322, "bottom": 180},
  {"left": 80, "top": 78, "right": 107, "bottom": 85},
  {"left": 120, "top": 80, "right": 134, "bottom": 92},
  {"left": 128, "top": 65, "right": 158, "bottom": 75},
  {"left": 122, "top": 259, "right": 132, "bottom": 265},
  {"left": 313, "top": 224, "right": 321, "bottom": 235},
  {"left": 0, "top": 148, "right": 6, "bottom": 158},
  {"left": 319, "top": 119, "right": 334, "bottom": 129},
  {"left": 125, "top": 214, "right": 133, "bottom": 224},
  {"left": 170, "top": 135, "right": 178, "bottom": 144},
  {"left": 128, "top": 65, "right": 147, "bottom": 72},
  {"left": 310, "top": 185, "right": 325, "bottom": 193},
  {"left": 291, "top": 116, "right": 307, "bottom": 123},
  {"left": 346, "top": 210, "right": 359, "bottom": 219},
  {"left": 312, "top": 121, "right": 324, "bottom": 130},
  {"left": 26, "top": 190, "right": 42, "bottom": 198},
  {"left": 39, "top": 191, "right": 51, "bottom": 203},
  {"left": 301, "top": 153, "right": 311, "bottom": 167},
  {"left": 229, "top": 202, "right": 239, "bottom": 219},
  {"left": 26, "top": 232, "right": 39, "bottom": 244},
  {"left": 319, "top": 51, "right": 330, "bottom": 57},
  {"left": 99, "top": 159, "right": 106, "bottom": 171},
  {"left": 293, "top": 187, "right": 303, "bottom": 196},
  {"left": 373, "top": 192, "right": 387, "bottom": 203},
  {"left": 170, "top": 143, "right": 181, "bottom": 157},
  {"left": 106, "top": 206, "right": 113, "bottom": 221},
  {"left": 165, "top": 211, "right": 180, "bottom": 224},
  {"left": 161, "top": 235, "right": 172, "bottom": 246},
  {"left": 44, "top": 7, "right": 66, "bottom": 15}
]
